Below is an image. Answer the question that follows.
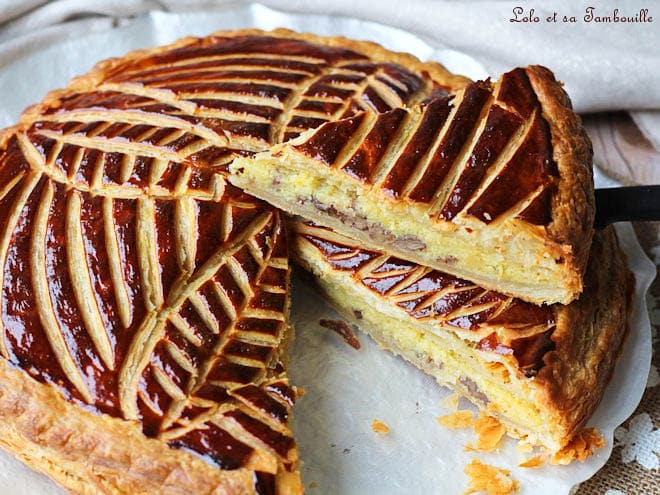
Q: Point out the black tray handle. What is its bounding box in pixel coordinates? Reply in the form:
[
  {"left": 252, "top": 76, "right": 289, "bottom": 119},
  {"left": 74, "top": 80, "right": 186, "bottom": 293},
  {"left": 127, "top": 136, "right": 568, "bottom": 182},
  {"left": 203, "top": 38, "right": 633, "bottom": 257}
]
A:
[{"left": 594, "top": 185, "right": 660, "bottom": 229}]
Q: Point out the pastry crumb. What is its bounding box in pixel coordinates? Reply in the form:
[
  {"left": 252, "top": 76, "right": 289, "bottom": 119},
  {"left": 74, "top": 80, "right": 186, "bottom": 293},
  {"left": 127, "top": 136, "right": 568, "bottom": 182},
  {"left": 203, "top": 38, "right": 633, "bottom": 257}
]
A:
[
  {"left": 467, "top": 412, "right": 507, "bottom": 451},
  {"left": 371, "top": 419, "right": 390, "bottom": 434},
  {"left": 464, "top": 459, "right": 518, "bottom": 494},
  {"left": 551, "top": 427, "right": 605, "bottom": 464},
  {"left": 437, "top": 410, "right": 474, "bottom": 428},
  {"left": 438, "top": 410, "right": 506, "bottom": 451},
  {"left": 319, "top": 319, "right": 361, "bottom": 349},
  {"left": 516, "top": 440, "right": 534, "bottom": 453},
  {"left": 465, "top": 412, "right": 506, "bottom": 452},
  {"left": 518, "top": 454, "right": 546, "bottom": 468},
  {"left": 441, "top": 393, "right": 460, "bottom": 411},
  {"left": 308, "top": 482, "right": 317, "bottom": 489}
]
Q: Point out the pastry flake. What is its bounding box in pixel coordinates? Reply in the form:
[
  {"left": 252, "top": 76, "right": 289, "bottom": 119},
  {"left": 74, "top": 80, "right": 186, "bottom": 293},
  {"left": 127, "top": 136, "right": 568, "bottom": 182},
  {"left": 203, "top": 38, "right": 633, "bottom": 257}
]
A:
[
  {"left": 468, "top": 413, "right": 507, "bottom": 452},
  {"left": 371, "top": 419, "right": 390, "bottom": 434},
  {"left": 441, "top": 392, "right": 461, "bottom": 411},
  {"left": 437, "top": 410, "right": 475, "bottom": 429},
  {"left": 463, "top": 459, "right": 519, "bottom": 495},
  {"left": 550, "top": 427, "right": 605, "bottom": 465},
  {"left": 518, "top": 454, "right": 547, "bottom": 468}
]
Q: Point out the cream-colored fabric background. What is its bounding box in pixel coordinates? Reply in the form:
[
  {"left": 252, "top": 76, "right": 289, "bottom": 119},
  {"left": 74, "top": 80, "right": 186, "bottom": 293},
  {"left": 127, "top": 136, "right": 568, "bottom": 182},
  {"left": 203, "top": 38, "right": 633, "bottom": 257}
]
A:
[{"left": 0, "top": 1, "right": 658, "bottom": 111}]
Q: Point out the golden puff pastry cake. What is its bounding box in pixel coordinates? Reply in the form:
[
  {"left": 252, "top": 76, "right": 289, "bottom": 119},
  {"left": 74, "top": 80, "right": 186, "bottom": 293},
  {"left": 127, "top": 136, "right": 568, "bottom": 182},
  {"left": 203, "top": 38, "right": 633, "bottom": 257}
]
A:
[
  {"left": 0, "top": 29, "right": 466, "bottom": 494},
  {"left": 290, "top": 221, "right": 632, "bottom": 452},
  {"left": 230, "top": 67, "right": 595, "bottom": 305}
]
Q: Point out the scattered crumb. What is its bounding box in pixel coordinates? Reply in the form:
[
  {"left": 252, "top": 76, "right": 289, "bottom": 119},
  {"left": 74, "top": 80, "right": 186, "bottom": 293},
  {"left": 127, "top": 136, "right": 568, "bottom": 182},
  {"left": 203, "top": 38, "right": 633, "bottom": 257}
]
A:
[
  {"left": 308, "top": 482, "right": 317, "bottom": 489},
  {"left": 467, "top": 412, "right": 507, "bottom": 451},
  {"left": 551, "top": 427, "right": 605, "bottom": 465},
  {"left": 437, "top": 410, "right": 475, "bottom": 429},
  {"left": 319, "top": 319, "right": 361, "bottom": 349},
  {"left": 437, "top": 409, "right": 506, "bottom": 452},
  {"left": 371, "top": 419, "right": 390, "bottom": 434},
  {"left": 464, "top": 459, "right": 519, "bottom": 495},
  {"left": 441, "top": 393, "right": 460, "bottom": 411},
  {"left": 342, "top": 447, "right": 351, "bottom": 455},
  {"left": 516, "top": 441, "right": 534, "bottom": 453},
  {"left": 518, "top": 454, "right": 547, "bottom": 468}
]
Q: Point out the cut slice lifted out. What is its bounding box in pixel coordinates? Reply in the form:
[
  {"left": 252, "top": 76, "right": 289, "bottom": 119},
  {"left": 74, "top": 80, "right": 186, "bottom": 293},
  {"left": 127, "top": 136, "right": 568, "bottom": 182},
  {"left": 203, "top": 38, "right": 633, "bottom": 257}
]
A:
[
  {"left": 230, "top": 66, "right": 595, "bottom": 305},
  {"left": 290, "top": 220, "right": 632, "bottom": 452}
]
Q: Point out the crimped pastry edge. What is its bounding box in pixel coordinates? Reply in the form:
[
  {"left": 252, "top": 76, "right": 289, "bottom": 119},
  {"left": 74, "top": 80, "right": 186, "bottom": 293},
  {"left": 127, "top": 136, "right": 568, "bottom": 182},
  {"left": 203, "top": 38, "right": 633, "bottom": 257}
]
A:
[
  {"left": 0, "top": 320, "right": 303, "bottom": 495},
  {"left": 525, "top": 65, "right": 595, "bottom": 299},
  {"left": 0, "top": 356, "right": 262, "bottom": 495},
  {"left": 534, "top": 226, "right": 633, "bottom": 446},
  {"left": 0, "top": 137, "right": 303, "bottom": 494},
  {"left": 0, "top": 214, "right": 303, "bottom": 494}
]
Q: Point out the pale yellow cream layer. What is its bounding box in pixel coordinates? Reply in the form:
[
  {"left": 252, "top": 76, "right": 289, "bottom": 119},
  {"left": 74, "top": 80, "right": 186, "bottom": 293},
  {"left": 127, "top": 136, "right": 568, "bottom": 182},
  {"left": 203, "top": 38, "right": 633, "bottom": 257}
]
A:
[{"left": 230, "top": 151, "right": 573, "bottom": 305}]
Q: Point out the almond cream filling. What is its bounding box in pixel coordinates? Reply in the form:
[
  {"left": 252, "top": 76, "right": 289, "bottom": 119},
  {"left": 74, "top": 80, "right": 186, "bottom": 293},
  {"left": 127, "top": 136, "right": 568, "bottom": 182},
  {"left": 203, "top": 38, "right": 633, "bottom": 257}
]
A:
[{"left": 230, "top": 152, "right": 576, "bottom": 305}]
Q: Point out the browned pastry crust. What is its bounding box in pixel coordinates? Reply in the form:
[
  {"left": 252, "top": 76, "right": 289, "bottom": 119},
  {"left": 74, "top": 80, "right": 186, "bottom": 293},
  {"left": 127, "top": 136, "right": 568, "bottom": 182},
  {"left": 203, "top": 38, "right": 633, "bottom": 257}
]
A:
[
  {"left": 0, "top": 351, "right": 297, "bottom": 495},
  {"left": 0, "top": 28, "right": 474, "bottom": 494},
  {"left": 229, "top": 66, "right": 595, "bottom": 305},
  {"left": 291, "top": 221, "right": 632, "bottom": 450},
  {"left": 18, "top": 28, "right": 469, "bottom": 131},
  {"left": 535, "top": 227, "right": 634, "bottom": 443},
  {"left": 526, "top": 66, "right": 595, "bottom": 299}
]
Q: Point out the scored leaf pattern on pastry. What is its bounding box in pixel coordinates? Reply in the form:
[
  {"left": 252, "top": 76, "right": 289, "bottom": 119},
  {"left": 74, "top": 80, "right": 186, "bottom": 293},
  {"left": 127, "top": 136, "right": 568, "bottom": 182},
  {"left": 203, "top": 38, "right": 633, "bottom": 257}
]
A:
[
  {"left": 0, "top": 131, "right": 297, "bottom": 473},
  {"left": 0, "top": 32, "right": 454, "bottom": 488},
  {"left": 292, "top": 68, "right": 559, "bottom": 226}
]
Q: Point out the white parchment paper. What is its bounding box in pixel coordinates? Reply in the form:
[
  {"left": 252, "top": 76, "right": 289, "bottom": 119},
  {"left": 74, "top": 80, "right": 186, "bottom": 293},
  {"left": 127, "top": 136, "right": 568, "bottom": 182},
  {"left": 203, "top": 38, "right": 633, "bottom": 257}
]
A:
[{"left": 0, "top": 4, "right": 653, "bottom": 494}]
